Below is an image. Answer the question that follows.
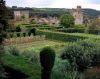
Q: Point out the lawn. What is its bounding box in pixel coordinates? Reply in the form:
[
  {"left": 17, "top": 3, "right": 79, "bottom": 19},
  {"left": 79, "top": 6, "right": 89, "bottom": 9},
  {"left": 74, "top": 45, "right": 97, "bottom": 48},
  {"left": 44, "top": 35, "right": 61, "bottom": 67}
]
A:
[{"left": 3, "top": 40, "right": 66, "bottom": 79}]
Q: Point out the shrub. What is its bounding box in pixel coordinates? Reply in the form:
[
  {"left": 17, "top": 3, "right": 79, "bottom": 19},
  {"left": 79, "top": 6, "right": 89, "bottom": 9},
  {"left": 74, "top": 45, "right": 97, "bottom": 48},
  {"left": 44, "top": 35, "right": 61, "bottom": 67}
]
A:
[
  {"left": 88, "top": 29, "right": 100, "bottom": 35},
  {"left": 23, "top": 32, "right": 26, "bottom": 37},
  {"left": 9, "top": 33, "right": 14, "bottom": 38},
  {"left": 53, "top": 57, "right": 78, "bottom": 79},
  {"left": 40, "top": 47, "right": 56, "bottom": 79},
  {"left": 16, "top": 26, "right": 21, "bottom": 32},
  {"left": 61, "top": 39, "right": 100, "bottom": 72},
  {"left": 8, "top": 46, "right": 20, "bottom": 56},
  {"left": 22, "top": 50, "right": 39, "bottom": 64},
  {"left": 55, "top": 28, "right": 85, "bottom": 33},
  {"left": 37, "top": 30, "right": 89, "bottom": 42},
  {"left": 16, "top": 32, "right": 20, "bottom": 37}
]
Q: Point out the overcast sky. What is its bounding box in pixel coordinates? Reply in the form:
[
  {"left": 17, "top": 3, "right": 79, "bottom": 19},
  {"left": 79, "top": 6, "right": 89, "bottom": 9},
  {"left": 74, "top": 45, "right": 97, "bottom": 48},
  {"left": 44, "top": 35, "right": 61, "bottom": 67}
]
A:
[{"left": 5, "top": 0, "right": 100, "bottom": 10}]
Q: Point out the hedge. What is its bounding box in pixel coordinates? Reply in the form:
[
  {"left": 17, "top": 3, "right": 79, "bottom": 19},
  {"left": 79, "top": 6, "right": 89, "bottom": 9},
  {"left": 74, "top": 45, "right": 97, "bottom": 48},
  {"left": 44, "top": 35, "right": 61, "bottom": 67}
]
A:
[
  {"left": 37, "top": 30, "right": 90, "bottom": 42},
  {"left": 88, "top": 29, "right": 100, "bottom": 35},
  {"left": 54, "top": 28, "right": 85, "bottom": 33},
  {"left": 54, "top": 28, "right": 100, "bottom": 35}
]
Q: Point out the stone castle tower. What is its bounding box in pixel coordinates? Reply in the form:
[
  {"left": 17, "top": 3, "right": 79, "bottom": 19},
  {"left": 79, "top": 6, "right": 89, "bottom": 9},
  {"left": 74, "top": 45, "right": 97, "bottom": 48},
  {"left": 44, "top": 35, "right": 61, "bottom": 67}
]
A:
[
  {"left": 72, "top": 6, "right": 83, "bottom": 25},
  {"left": 14, "top": 9, "right": 29, "bottom": 23}
]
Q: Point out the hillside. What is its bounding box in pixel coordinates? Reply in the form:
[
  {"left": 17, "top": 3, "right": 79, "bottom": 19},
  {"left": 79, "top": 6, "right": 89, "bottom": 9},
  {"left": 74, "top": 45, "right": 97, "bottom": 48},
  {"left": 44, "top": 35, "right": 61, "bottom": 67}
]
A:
[
  {"left": 10, "top": 7, "right": 100, "bottom": 19},
  {"left": 82, "top": 9, "right": 100, "bottom": 19}
]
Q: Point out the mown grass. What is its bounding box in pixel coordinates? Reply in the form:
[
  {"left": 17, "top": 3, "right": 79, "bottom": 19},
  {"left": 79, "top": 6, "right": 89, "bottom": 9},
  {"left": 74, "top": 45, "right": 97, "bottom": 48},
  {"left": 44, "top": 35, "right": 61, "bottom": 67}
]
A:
[
  {"left": 3, "top": 53, "right": 41, "bottom": 79},
  {"left": 3, "top": 40, "right": 66, "bottom": 79}
]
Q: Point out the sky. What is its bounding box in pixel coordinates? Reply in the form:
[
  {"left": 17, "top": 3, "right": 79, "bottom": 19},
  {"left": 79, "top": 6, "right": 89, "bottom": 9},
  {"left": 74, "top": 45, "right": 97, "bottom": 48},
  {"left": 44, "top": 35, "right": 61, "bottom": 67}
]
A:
[{"left": 5, "top": 0, "right": 100, "bottom": 10}]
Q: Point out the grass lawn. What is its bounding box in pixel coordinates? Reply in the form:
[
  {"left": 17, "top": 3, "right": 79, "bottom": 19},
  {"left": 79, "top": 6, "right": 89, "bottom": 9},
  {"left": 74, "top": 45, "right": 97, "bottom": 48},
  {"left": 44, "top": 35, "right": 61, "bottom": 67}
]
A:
[
  {"left": 3, "top": 40, "right": 66, "bottom": 79},
  {"left": 3, "top": 53, "right": 41, "bottom": 79}
]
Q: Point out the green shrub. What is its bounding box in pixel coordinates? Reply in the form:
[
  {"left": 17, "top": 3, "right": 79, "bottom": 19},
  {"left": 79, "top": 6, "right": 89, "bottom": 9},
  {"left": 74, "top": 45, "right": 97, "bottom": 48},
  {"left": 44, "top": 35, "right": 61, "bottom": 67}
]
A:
[
  {"left": 37, "top": 30, "right": 89, "bottom": 42},
  {"left": 16, "top": 32, "right": 20, "bottom": 37},
  {"left": 55, "top": 28, "right": 85, "bottom": 33},
  {"left": 53, "top": 57, "right": 77, "bottom": 79},
  {"left": 16, "top": 26, "right": 21, "bottom": 32},
  {"left": 23, "top": 32, "right": 26, "bottom": 37},
  {"left": 8, "top": 46, "right": 20, "bottom": 56},
  {"left": 88, "top": 29, "right": 100, "bottom": 35},
  {"left": 22, "top": 50, "right": 39, "bottom": 64},
  {"left": 40, "top": 46, "right": 56, "bottom": 79},
  {"left": 61, "top": 39, "right": 100, "bottom": 72},
  {"left": 9, "top": 33, "right": 14, "bottom": 38}
]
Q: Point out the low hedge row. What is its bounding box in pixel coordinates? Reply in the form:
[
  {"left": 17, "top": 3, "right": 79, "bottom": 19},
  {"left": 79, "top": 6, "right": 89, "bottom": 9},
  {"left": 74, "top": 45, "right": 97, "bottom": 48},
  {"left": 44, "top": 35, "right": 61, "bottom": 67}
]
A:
[
  {"left": 88, "top": 29, "right": 100, "bottom": 35},
  {"left": 54, "top": 28, "right": 100, "bottom": 35},
  {"left": 54, "top": 28, "right": 85, "bottom": 33},
  {"left": 37, "top": 30, "right": 90, "bottom": 42},
  {"left": 7, "top": 32, "right": 35, "bottom": 38}
]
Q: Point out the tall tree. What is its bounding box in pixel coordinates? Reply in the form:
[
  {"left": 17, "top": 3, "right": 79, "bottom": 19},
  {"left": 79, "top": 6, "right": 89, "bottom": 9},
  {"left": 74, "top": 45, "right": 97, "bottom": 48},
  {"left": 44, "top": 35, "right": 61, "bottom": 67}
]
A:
[
  {"left": 0, "top": 0, "right": 8, "bottom": 78},
  {"left": 60, "top": 13, "right": 75, "bottom": 28}
]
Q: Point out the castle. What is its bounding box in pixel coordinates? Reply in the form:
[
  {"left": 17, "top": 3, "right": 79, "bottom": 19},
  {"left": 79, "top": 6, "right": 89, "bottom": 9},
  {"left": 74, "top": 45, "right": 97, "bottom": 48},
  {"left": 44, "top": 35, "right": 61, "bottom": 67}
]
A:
[
  {"left": 13, "top": 6, "right": 90, "bottom": 25},
  {"left": 72, "top": 6, "right": 83, "bottom": 25},
  {"left": 14, "top": 8, "right": 30, "bottom": 23}
]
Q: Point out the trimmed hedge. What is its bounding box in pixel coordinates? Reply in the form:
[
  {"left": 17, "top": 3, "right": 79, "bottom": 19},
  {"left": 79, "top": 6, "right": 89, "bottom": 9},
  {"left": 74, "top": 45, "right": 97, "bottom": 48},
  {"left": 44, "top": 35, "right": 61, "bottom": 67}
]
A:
[
  {"left": 88, "top": 29, "right": 100, "bottom": 35},
  {"left": 7, "top": 32, "right": 29, "bottom": 38},
  {"left": 54, "top": 28, "right": 85, "bottom": 33},
  {"left": 37, "top": 30, "right": 90, "bottom": 42},
  {"left": 37, "top": 30, "right": 100, "bottom": 42},
  {"left": 54, "top": 28, "right": 100, "bottom": 35}
]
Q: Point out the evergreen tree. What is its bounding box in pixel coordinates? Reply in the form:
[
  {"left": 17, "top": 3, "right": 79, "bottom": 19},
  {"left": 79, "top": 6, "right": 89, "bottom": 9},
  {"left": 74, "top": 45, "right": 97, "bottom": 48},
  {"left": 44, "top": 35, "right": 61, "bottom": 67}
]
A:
[{"left": 0, "top": 0, "right": 8, "bottom": 78}]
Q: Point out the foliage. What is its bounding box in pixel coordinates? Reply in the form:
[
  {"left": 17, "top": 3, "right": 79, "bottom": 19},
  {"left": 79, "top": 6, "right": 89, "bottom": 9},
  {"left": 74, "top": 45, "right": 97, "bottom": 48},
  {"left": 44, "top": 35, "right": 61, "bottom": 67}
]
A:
[
  {"left": 16, "top": 26, "right": 22, "bottom": 32},
  {"left": 40, "top": 46, "right": 56, "bottom": 79},
  {"left": 37, "top": 30, "right": 93, "bottom": 42},
  {"left": 60, "top": 39, "right": 100, "bottom": 79},
  {"left": 61, "top": 39, "right": 100, "bottom": 73},
  {"left": 22, "top": 49, "right": 39, "bottom": 64},
  {"left": 8, "top": 46, "right": 20, "bottom": 56},
  {"left": 0, "top": 0, "right": 9, "bottom": 78},
  {"left": 28, "top": 28, "right": 36, "bottom": 36},
  {"left": 82, "top": 9, "right": 100, "bottom": 19},
  {"left": 53, "top": 57, "right": 78, "bottom": 79},
  {"left": 55, "top": 28, "right": 85, "bottom": 33},
  {"left": 74, "top": 24, "right": 86, "bottom": 28},
  {"left": 60, "top": 13, "right": 75, "bottom": 28},
  {"left": 90, "top": 19, "right": 100, "bottom": 29}
]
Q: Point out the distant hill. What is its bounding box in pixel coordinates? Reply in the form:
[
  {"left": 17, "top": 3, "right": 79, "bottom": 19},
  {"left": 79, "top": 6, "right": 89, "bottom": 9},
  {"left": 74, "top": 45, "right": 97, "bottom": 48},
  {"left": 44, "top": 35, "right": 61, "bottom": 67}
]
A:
[
  {"left": 82, "top": 9, "right": 100, "bottom": 19},
  {"left": 10, "top": 7, "right": 100, "bottom": 19}
]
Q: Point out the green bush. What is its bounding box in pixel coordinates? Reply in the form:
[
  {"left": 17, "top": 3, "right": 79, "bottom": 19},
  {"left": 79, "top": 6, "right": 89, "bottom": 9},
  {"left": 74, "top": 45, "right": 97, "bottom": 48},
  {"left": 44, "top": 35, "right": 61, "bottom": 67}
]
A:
[
  {"left": 55, "top": 28, "right": 85, "bottom": 33},
  {"left": 16, "top": 32, "right": 21, "bottom": 37},
  {"left": 61, "top": 39, "right": 100, "bottom": 72},
  {"left": 8, "top": 46, "right": 20, "bottom": 56},
  {"left": 22, "top": 50, "right": 39, "bottom": 64},
  {"left": 9, "top": 33, "right": 14, "bottom": 38},
  {"left": 40, "top": 46, "right": 56, "bottom": 79},
  {"left": 88, "top": 29, "right": 100, "bottom": 35},
  {"left": 16, "top": 26, "right": 21, "bottom": 32},
  {"left": 53, "top": 57, "right": 77, "bottom": 79},
  {"left": 37, "top": 30, "right": 89, "bottom": 42}
]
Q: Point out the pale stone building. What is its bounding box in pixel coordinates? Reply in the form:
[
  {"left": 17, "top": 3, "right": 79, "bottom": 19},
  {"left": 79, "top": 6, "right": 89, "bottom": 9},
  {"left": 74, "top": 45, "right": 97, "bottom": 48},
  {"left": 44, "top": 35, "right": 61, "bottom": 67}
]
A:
[
  {"left": 14, "top": 9, "right": 30, "bottom": 23},
  {"left": 72, "top": 6, "right": 83, "bottom": 25}
]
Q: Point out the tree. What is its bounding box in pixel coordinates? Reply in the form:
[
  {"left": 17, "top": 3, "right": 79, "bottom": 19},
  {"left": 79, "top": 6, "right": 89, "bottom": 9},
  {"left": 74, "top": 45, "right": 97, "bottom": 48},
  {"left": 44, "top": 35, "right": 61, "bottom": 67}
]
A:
[
  {"left": 40, "top": 47, "right": 55, "bottom": 79},
  {"left": 0, "top": 0, "right": 8, "bottom": 78},
  {"left": 90, "top": 19, "right": 100, "bottom": 29},
  {"left": 60, "top": 13, "right": 75, "bottom": 28}
]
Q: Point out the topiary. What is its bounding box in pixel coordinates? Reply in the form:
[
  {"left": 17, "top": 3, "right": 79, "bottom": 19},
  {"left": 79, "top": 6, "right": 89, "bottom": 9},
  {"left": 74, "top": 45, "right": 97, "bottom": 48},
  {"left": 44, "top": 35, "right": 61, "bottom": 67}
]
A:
[
  {"left": 16, "top": 26, "right": 21, "bottom": 32},
  {"left": 40, "top": 46, "right": 56, "bottom": 79}
]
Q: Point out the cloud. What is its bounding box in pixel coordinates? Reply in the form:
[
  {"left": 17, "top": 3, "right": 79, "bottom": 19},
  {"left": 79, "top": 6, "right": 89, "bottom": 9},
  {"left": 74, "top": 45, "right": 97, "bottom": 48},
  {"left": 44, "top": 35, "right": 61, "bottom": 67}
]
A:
[
  {"left": 6, "top": 0, "right": 55, "bottom": 7},
  {"left": 89, "top": 0, "right": 100, "bottom": 4},
  {"left": 5, "top": 0, "right": 100, "bottom": 10}
]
